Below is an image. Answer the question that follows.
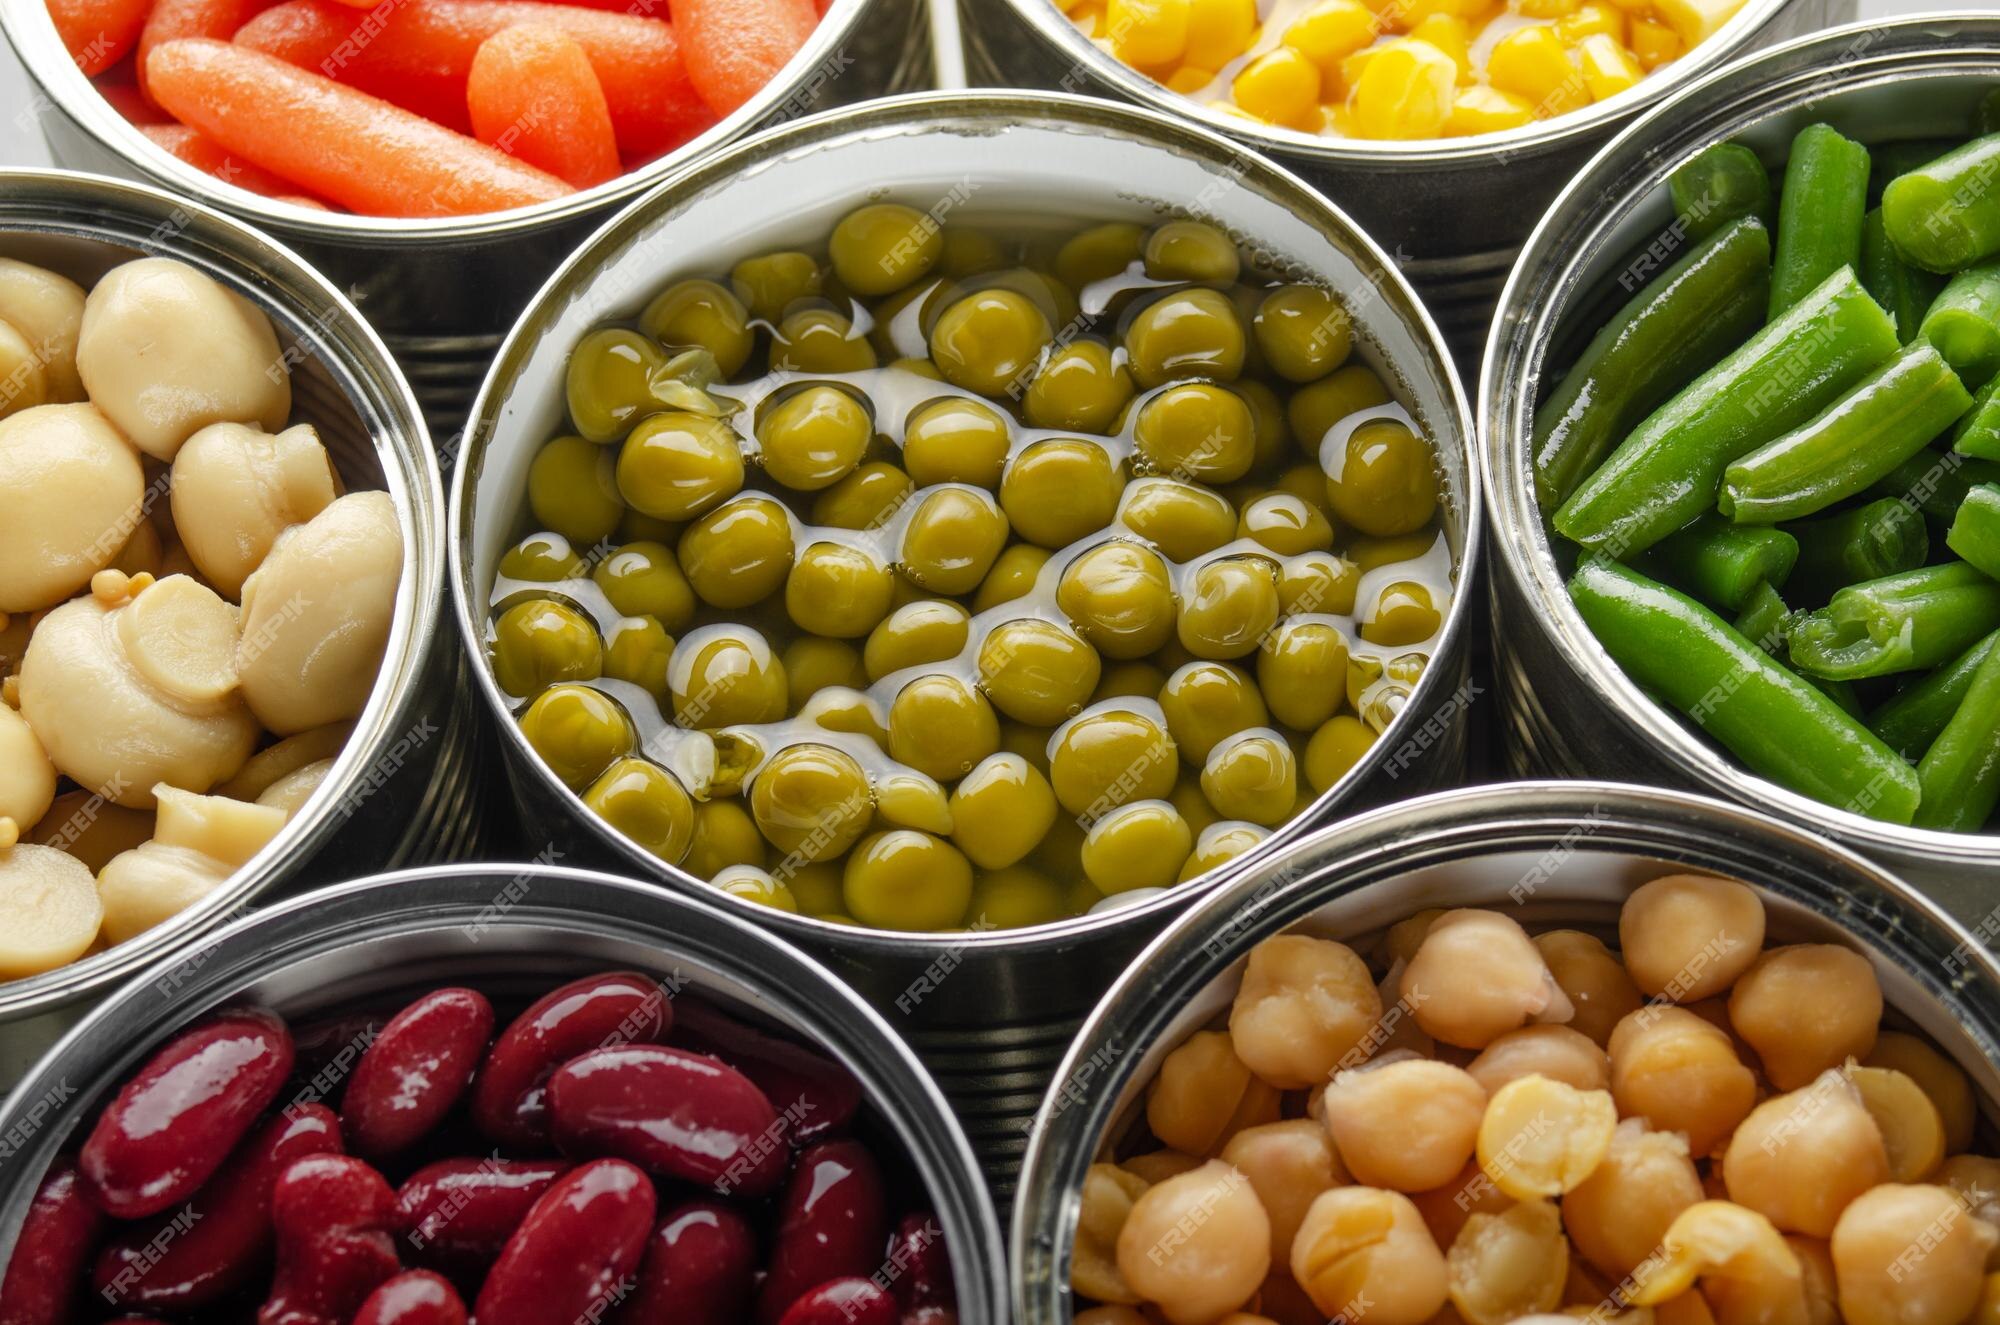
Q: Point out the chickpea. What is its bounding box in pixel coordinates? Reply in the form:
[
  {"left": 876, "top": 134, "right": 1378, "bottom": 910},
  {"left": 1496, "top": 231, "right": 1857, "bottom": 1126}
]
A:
[
  {"left": 1410, "top": 1159, "right": 1513, "bottom": 1254},
  {"left": 1228, "top": 934, "right": 1383, "bottom": 1089},
  {"left": 1289, "top": 1187, "right": 1449, "bottom": 1325},
  {"left": 1849, "top": 1065, "right": 1947, "bottom": 1182},
  {"left": 1562, "top": 1119, "right": 1704, "bottom": 1280},
  {"left": 1221, "top": 1120, "right": 1348, "bottom": 1265},
  {"left": 1832, "top": 1184, "right": 1997, "bottom": 1325},
  {"left": 1608, "top": 1006, "right": 1757, "bottom": 1159},
  {"left": 1446, "top": 1199, "right": 1568, "bottom": 1325},
  {"left": 1728, "top": 944, "right": 1883, "bottom": 1090},
  {"left": 1532, "top": 930, "right": 1644, "bottom": 1047},
  {"left": 1627, "top": 1202, "right": 1809, "bottom": 1325},
  {"left": 1475, "top": 1075, "right": 1617, "bottom": 1201},
  {"left": 1123, "top": 1150, "right": 1206, "bottom": 1185},
  {"left": 1147, "top": 1029, "right": 1281, "bottom": 1157},
  {"left": 1402, "top": 909, "right": 1571, "bottom": 1050},
  {"left": 1720, "top": 1067, "right": 1890, "bottom": 1236},
  {"left": 1466, "top": 1026, "right": 1609, "bottom": 1095},
  {"left": 1322, "top": 1059, "right": 1486, "bottom": 1193},
  {"left": 1382, "top": 908, "right": 1444, "bottom": 967},
  {"left": 1116, "top": 1161, "right": 1271, "bottom": 1325},
  {"left": 1866, "top": 1031, "right": 1977, "bottom": 1157},
  {"left": 1075, "top": 1162, "right": 1149, "bottom": 1304},
  {"left": 1619, "top": 874, "right": 1766, "bottom": 1002}
]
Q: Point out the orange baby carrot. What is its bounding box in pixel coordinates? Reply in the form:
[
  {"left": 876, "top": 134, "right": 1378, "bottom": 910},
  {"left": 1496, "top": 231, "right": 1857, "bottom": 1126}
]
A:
[
  {"left": 140, "top": 122, "right": 320, "bottom": 197},
  {"left": 145, "top": 39, "right": 571, "bottom": 215},
  {"left": 669, "top": 0, "right": 816, "bottom": 116},
  {"left": 45, "top": 0, "right": 152, "bottom": 75},
  {"left": 135, "top": 0, "right": 267, "bottom": 98},
  {"left": 234, "top": 0, "right": 713, "bottom": 159},
  {"left": 467, "top": 25, "right": 619, "bottom": 189}
]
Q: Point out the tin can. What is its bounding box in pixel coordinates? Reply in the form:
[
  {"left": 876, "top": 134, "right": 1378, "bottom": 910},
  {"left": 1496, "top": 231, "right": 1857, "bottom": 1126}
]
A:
[
  {"left": 1481, "top": 15, "right": 2000, "bottom": 930},
  {"left": 957, "top": 0, "right": 1848, "bottom": 366},
  {"left": 0, "top": 863, "right": 1008, "bottom": 1321},
  {"left": 451, "top": 90, "right": 1480, "bottom": 1186},
  {"left": 0, "top": 168, "right": 474, "bottom": 1083},
  {"left": 1010, "top": 780, "right": 2000, "bottom": 1321},
  {"left": 0, "top": 0, "right": 932, "bottom": 434}
]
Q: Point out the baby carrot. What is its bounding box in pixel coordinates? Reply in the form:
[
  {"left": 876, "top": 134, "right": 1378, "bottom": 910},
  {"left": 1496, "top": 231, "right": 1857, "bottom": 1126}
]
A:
[
  {"left": 145, "top": 39, "right": 571, "bottom": 216},
  {"left": 46, "top": 0, "right": 151, "bottom": 74},
  {"left": 136, "top": 0, "right": 266, "bottom": 99},
  {"left": 140, "top": 122, "right": 316, "bottom": 197},
  {"left": 467, "top": 25, "right": 619, "bottom": 189},
  {"left": 670, "top": 0, "right": 816, "bottom": 115},
  {"left": 235, "top": 0, "right": 713, "bottom": 159}
]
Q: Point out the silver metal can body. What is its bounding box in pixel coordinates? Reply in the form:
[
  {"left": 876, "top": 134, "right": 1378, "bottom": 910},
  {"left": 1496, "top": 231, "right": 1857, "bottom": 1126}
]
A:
[
  {"left": 0, "top": 169, "right": 475, "bottom": 1085},
  {"left": 957, "top": 0, "right": 1848, "bottom": 365},
  {"left": 0, "top": 0, "right": 932, "bottom": 433},
  {"left": 451, "top": 90, "right": 1479, "bottom": 1186},
  {"left": 0, "top": 864, "right": 1009, "bottom": 1322},
  {"left": 1010, "top": 780, "right": 2000, "bottom": 1322},
  {"left": 1481, "top": 15, "right": 2000, "bottom": 930}
]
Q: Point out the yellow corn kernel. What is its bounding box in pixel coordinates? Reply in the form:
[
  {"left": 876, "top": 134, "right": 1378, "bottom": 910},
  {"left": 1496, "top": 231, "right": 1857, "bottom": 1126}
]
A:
[
  {"left": 1350, "top": 37, "right": 1457, "bottom": 139},
  {"left": 1338, "top": 43, "right": 1381, "bottom": 90},
  {"left": 1557, "top": 2, "right": 1626, "bottom": 42},
  {"left": 1283, "top": 0, "right": 1380, "bottom": 70},
  {"left": 1232, "top": 46, "right": 1323, "bottom": 125},
  {"left": 1108, "top": 0, "right": 1192, "bottom": 69},
  {"left": 1444, "top": 84, "right": 1535, "bottom": 135},
  {"left": 1519, "top": 0, "right": 1579, "bottom": 17},
  {"left": 1166, "top": 65, "right": 1217, "bottom": 92},
  {"left": 1628, "top": 16, "right": 1683, "bottom": 68},
  {"left": 1652, "top": 0, "right": 1744, "bottom": 45},
  {"left": 1575, "top": 32, "right": 1642, "bottom": 100},
  {"left": 1487, "top": 24, "right": 1587, "bottom": 116},
  {"left": 1409, "top": 13, "right": 1470, "bottom": 80},
  {"left": 1186, "top": 0, "right": 1259, "bottom": 63}
]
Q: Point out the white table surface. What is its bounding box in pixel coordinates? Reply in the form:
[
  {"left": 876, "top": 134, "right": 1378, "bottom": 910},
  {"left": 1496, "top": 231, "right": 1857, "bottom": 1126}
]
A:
[{"left": 0, "top": 0, "right": 1947, "bottom": 172}]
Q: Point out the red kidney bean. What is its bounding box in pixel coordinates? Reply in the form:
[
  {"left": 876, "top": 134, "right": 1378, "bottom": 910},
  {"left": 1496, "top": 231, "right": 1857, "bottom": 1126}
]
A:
[
  {"left": 0, "top": 1158, "right": 105, "bottom": 1325},
  {"left": 93, "top": 1103, "right": 343, "bottom": 1312},
  {"left": 80, "top": 1009, "right": 294, "bottom": 1218},
  {"left": 341, "top": 989, "right": 494, "bottom": 1158},
  {"left": 776, "top": 1279, "right": 897, "bottom": 1325},
  {"left": 394, "top": 1158, "right": 569, "bottom": 1272},
  {"left": 547, "top": 1045, "right": 787, "bottom": 1196},
  {"left": 618, "top": 1200, "right": 757, "bottom": 1325},
  {"left": 888, "top": 1212, "right": 954, "bottom": 1313},
  {"left": 471, "top": 973, "right": 672, "bottom": 1149},
  {"left": 672, "top": 1000, "right": 861, "bottom": 1145},
  {"left": 473, "top": 1159, "right": 655, "bottom": 1325},
  {"left": 260, "top": 1154, "right": 401, "bottom": 1325},
  {"left": 756, "top": 1140, "right": 886, "bottom": 1324},
  {"left": 352, "top": 1270, "right": 468, "bottom": 1325}
]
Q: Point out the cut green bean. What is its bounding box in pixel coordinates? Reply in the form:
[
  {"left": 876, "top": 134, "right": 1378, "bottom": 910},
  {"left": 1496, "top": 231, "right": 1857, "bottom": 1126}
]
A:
[
  {"left": 1568, "top": 556, "right": 1920, "bottom": 823},
  {"left": 1870, "top": 630, "right": 2000, "bottom": 759},
  {"left": 1733, "top": 578, "right": 1790, "bottom": 651},
  {"left": 1720, "top": 342, "right": 1973, "bottom": 524},
  {"left": 1953, "top": 373, "right": 2000, "bottom": 461},
  {"left": 1532, "top": 219, "right": 1772, "bottom": 509},
  {"left": 1555, "top": 268, "right": 1900, "bottom": 557},
  {"left": 1671, "top": 143, "right": 1774, "bottom": 240},
  {"left": 1883, "top": 131, "right": 2000, "bottom": 273},
  {"left": 1784, "top": 496, "right": 1930, "bottom": 605},
  {"left": 1860, "top": 207, "right": 1947, "bottom": 343},
  {"left": 1787, "top": 562, "right": 2000, "bottom": 680},
  {"left": 1914, "top": 636, "right": 2000, "bottom": 831},
  {"left": 1920, "top": 258, "right": 2000, "bottom": 383},
  {"left": 1946, "top": 482, "right": 2000, "bottom": 581},
  {"left": 1647, "top": 514, "right": 1798, "bottom": 612},
  {"left": 1870, "top": 446, "right": 2000, "bottom": 523},
  {"left": 1770, "top": 124, "right": 1871, "bottom": 320}
]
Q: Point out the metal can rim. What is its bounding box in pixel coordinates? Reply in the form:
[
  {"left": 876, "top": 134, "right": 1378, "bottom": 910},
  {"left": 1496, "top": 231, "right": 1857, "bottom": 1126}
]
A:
[
  {"left": 0, "top": 0, "right": 896, "bottom": 240},
  {"left": 448, "top": 86, "right": 1484, "bottom": 957},
  {"left": 1479, "top": 12, "right": 2000, "bottom": 862},
  {"left": 0, "top": 165, "right": 451, "bottom": 1020},
  {"left": 0, "top": 860, "right": 1010, "bottom": 1321},
  {"left": 987, "top": 0, "right": 1801, "bottom": 165},
  {"left": 1007, "top": 778, "right": 2000, "bottom": 1320}
]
